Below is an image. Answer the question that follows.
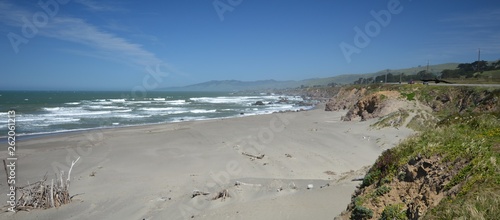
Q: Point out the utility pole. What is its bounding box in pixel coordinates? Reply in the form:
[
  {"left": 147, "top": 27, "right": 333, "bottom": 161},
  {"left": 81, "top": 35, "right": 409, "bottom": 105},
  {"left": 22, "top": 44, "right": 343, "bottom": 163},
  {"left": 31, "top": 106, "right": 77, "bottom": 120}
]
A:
[
  {"left": 426, "top": 60, "right": 429, "bottom": 75},
  {"left": 478, "top": 48, "right": 481, "bottom": 72},
  {"left": 385, "top": 69, "right": 389, "bottom": 83}
]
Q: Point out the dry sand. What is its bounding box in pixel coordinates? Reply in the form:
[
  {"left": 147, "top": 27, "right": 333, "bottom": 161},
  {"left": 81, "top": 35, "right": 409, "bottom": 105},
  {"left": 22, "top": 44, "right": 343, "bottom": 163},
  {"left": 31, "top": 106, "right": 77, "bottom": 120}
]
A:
[{"left": 0, "top": 104, "right": 413, "bottom": 220}]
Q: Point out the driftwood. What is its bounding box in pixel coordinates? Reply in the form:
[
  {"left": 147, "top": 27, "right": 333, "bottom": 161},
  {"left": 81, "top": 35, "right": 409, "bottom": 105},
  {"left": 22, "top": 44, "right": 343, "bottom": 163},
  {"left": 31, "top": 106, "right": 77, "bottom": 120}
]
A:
[
  {"left": 241, "top": 152, "right": 265, "bottom": 160},
  {"left": 212, "top": 189, "right": 229, "bottom": 201},
  {"left": 351, "top": 177, "right": 364, "bottom": 181},
  {"left": 191, "top": 190, "right": 210, "bottom": 198},
  {"left": 12, "top": 157, "right": 80, "bottom": 211},
  {"left": 234, "top": 181, "right": 262, "bottom": 187},
  {"left": 320, "top": 183, "right": 330, "bottom": 189}
]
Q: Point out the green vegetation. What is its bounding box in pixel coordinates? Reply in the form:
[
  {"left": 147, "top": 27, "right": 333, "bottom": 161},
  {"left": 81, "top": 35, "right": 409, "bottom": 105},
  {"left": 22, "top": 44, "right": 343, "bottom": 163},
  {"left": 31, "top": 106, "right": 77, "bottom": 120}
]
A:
[
  {"left": 441, "top": 60, "right": 500, "bottom": 79},
  {"left": 352, "top": 60, "right": 500, "bottom": 84},
  {"left": 351, "top": 205, "right": 374, "bottom": 220},
  {"left": 400, "top": 92, "right": 415, "bottom": 101},
  {"left": 337, "top": 85, "right": 500, "bottom": 218},
  {"left": 406, "top": 111, "right": 437, "bottom": 132},
  {"left": 381, "top": 204, "right": 407, "bottom": 220},
  {"left": 374, "top": 185, "right": 391, "bottom": 196},
  {"left": 425, "top": 185, "right": 500, "bottom": 219},
  {"left": 372, "top": 110, "right": 410, "bottom": 129},
  {"left": 358, "top": 112, "right": 500, "bottom": 218}
]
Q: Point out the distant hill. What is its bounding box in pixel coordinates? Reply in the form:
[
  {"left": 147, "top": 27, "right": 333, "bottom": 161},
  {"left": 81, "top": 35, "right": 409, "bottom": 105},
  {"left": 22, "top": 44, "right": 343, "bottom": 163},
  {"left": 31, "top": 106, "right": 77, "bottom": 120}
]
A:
[
  {"left": 161, "top": 80, "right": 301, "bottom": 91},
  {"left": 159, "top": 63, "right": 460, "bottom": 91}
]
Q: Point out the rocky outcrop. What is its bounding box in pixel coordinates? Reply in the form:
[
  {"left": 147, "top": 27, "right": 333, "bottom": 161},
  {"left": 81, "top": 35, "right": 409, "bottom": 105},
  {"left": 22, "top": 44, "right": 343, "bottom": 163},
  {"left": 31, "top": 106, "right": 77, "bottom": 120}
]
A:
[
  {"left": 339, "top": 156, "right": 469, "bottom": 219},
  {"left": 340, "top": 90, "right": 408, "bottom": 121},
  {"left": 253, "top": 101, "right": 265, "bottom": 106},
  {"left": 326, "top": 86, "right": 500, "bottom": 122},
  {"left": 325, "top": 87, "right": 367, "bottom": 111}
]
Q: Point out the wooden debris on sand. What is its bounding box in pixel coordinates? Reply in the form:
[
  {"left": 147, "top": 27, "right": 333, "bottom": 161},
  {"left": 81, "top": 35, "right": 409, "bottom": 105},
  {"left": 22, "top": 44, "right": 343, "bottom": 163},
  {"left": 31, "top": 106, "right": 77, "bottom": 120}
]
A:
[
  {"left": 212, "top": 189, "right": 230, "bottom": 201},
  {"left": 241, "top": 152, "right": 265, "bottom": 160},
  {"left": 234, "top": 181, "right": 262, "bottom": 187},
  {"left": 9, "top": 157, "right": 80, "bottom": 211},
  {"left": 191, "top": 190, "right": 210, "bottom": 198}
]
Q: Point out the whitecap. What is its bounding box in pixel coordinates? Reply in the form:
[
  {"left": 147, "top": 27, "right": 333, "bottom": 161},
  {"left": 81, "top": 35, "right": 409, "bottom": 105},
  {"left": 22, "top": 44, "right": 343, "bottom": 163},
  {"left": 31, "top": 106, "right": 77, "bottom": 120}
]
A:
[
  {"left": 191, "top": 109, "right": 217, "bottom": 114},
  {"left": 141, "top": 107, "right": 177, "bottom": 111},
  {"left": 165, "top": 100, "right": 188, "bottom": 105}
]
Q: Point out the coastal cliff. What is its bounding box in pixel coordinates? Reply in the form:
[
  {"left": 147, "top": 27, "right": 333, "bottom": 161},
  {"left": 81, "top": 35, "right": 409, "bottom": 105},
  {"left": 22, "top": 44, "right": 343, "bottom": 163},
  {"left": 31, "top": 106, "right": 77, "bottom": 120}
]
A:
[{"left": 326, "top": 85, "right": 500, "bottom": 219}]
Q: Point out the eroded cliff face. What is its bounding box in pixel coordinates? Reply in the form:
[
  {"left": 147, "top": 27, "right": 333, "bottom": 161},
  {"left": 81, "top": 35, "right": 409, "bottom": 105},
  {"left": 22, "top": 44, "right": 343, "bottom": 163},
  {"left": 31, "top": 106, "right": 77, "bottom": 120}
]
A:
[
  {"left": 424, "top": 88, "right": 500, "bottom": 113},
  {"left": 338, "top": 156, "right": 468, "bottom": 220},
  {"left": 326, "top": 87, "right": 418, "bottom": 122},
  {"left": 327, "top": 85, "right": 500, "bottom": 220},
  {"left": 325, "top": 87, "right": 367, "bottom": 112},
  {"left": 326, "top": 86, "right": 500, "bottom": 122}
]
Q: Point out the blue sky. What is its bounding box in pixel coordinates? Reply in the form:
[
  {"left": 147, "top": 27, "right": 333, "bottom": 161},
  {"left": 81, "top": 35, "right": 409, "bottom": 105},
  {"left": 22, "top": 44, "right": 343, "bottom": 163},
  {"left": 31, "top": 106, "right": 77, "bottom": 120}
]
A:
[{"left": 1, "top": 0, "right": 499, "bottom": 90}]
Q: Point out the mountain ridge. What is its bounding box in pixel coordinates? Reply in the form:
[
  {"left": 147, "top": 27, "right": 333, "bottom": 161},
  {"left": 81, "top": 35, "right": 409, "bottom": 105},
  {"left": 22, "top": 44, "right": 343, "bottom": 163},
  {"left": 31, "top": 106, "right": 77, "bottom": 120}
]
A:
[{"left": 158, "top": 63, "right": 460, "bottom": 91}]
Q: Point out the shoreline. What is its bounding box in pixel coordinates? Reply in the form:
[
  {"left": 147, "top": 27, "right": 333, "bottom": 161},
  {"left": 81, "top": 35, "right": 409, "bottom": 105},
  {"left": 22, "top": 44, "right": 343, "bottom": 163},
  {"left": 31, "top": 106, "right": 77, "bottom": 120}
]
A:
[
  {"left": 0, "top": 104, "right": 317, "bottom": 141},
  {"left": 0, "top": 105, "right": 413, "bottom": 219}
]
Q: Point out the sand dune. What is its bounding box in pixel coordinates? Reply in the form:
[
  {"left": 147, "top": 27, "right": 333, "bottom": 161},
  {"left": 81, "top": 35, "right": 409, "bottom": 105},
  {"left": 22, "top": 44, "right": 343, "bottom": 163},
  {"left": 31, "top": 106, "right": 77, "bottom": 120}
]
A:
[{"left": 0, "top": 104, "right": 412, "bottom": 219}]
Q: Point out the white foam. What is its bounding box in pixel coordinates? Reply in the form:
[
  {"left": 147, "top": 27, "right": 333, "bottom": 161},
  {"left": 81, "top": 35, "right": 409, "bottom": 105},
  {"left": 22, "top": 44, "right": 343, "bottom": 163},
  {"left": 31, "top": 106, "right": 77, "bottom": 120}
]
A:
[
  {"left": 191, "top": 109, "right": 217, "bottom": 114},
  {"left": 86, "top": 105, "right": 129, "bottom": 110},
  {"left": 109, "top": 99, "right": 126, "bottom": 103},
  {"left": 65, "top": 102, "right": 80, "bottom": 105},
  {"left": 190, "top": 96, "right": 259, "bottom": 104},
  {"left": 124, "top": 100, "right": 152, "bottom": 105},
  {"left": 45, "top": 109, "right": 112, "bottom": 117},
  {"left": 114, "top": 114, "right": 149, "bottom": 119},
  {"left": 141, "top": 107, "right": 177, "bottom": 111},
  {"left": 47, "top": 117, "right": 80, "bottom": 123},
  {"left": 153, "top": 98, "right": 165, "bottom": 101},
  {"left": 114, "top": 109, "right": 133, "bottom": 113},
  {"left": 43, "top": 107, "right": 61, "bottom": 111},
  {"left": 165, "top": 100, "right": 188, "bottom": 105}
]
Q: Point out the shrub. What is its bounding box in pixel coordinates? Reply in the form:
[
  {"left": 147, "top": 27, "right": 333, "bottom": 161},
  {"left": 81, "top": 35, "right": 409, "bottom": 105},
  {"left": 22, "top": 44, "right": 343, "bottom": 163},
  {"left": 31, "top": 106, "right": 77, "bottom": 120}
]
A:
[
  {"left": 381, "top": 204, "right": 407, "bottom": 220},
  {"left": 351, "top": 205, "right": 373, "bottom": 220},
  {"left": 375, "top": 185, "right": 391, "bottom": 196},
  {"left": 362, "top": 169, "right": 381, "bottom": 187}
]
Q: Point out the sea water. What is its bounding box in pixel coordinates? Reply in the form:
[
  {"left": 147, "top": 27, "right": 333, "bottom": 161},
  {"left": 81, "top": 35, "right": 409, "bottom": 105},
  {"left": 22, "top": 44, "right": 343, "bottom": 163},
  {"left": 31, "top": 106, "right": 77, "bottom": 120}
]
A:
[{"left": 0, "top": 91, "right": 312, "bottom": 138}]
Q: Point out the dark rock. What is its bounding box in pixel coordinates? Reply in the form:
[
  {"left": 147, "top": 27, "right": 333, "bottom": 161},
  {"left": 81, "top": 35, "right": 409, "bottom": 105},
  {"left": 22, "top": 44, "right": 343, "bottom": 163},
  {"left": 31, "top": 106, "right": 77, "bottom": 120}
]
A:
[
  {"left": 422, "top": 161, "right": 433, "bottom": 169},
  {"left": 408, "top": 158, "right": 418, "bottom": 166},
  {"left": 416, "top": 166, "right": 428, "bottom": 178},
  {"left": 253, "top": 101, "right": 265, "bottom": 106}
]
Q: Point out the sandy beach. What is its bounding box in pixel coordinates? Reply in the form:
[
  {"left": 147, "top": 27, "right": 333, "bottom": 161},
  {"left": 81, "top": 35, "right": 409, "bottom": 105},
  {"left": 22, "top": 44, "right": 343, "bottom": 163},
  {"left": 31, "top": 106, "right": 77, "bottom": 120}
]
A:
[{"left": 1, "top": 104, "right": 413, "bottom": 220}]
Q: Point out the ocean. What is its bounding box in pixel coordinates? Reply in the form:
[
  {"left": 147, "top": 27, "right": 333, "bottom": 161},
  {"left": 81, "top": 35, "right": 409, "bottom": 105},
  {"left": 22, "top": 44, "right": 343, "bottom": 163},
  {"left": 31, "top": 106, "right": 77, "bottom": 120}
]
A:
[{"left": 0, "top": 90, "right": 313, "bottom": 138}]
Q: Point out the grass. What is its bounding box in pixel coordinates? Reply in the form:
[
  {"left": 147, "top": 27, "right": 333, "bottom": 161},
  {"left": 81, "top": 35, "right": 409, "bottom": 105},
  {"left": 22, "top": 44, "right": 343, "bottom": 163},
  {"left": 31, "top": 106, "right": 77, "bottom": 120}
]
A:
[
  {"left": 400, "top": 92, "right": 415, "bottom": 101},
  {"left": 424, "top": 185, "right": 500, "bottom": 219},
  {"left": 381, "top": 204, "right": 407, "bottom": 220},
  {"left": 372, "top": 110, "right": 410, "bottom": 129},
  {"left": 337, "top": 85, "right": 500, "bottom": 219},
  {"left": 406, "top": 112, "right": 437, "bottom": 131},
  {"left": 374, "top": 185, "right": 391, "bottom": 196},
  {"left": 356, "top": 112, "right": 500, "bottom": 218}
]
